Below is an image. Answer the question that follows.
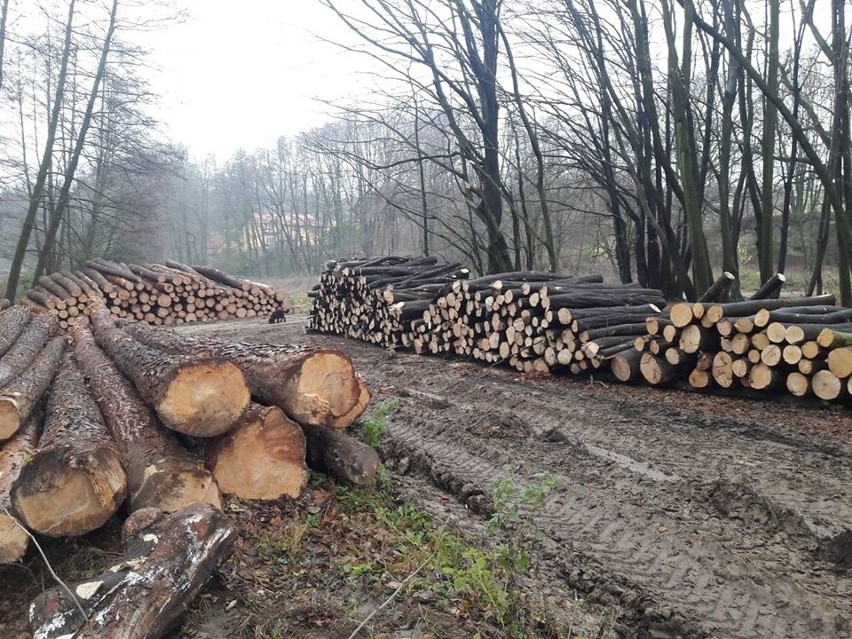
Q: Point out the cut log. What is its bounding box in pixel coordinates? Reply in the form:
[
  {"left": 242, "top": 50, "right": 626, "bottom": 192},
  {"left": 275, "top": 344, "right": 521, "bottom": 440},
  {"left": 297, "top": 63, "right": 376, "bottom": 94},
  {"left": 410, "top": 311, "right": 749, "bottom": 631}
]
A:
[
  {"left": 817, "top": 329, "right": 852, "bottom": 349},
  {"left": 640, "top": 352, "right": 689, "bottom": 385},
  {"left": 669, "top": 302, "right": 696, "bottom": 328},
  {"left": 0, "top": 312, "right": 59, "bottom": 390},
  {"left": 26, "top": 288, "right": 62, "bottom": 310},
  {"left": 204, "top": 403, "right": 308, "bottom": 500},
  {"left": 704, "top": 295, "right": 837, "bottom": 324},
  {"left": 190, "top": 264, "right": 252, "bottom": 291},
  {"left": 0, "top": 335, "right": 66, "bottom": 442},
  {"left": 827, "top": 347, "right": 852, "bottom": 379},
  {"left": 748, "top": 363, "right": 783, "bottom": 391},
  {"left": 812, "top": 370, "right": 843, "bottom": 401},
  {"left": 786, "top": 372, "right": 810, "bottom": 397},
  {"left": 28, "top": 502, "right": 237, "bottom": 639},
  {"left": 88, "top": 299, "right": 250, "bottom": 436},
  {"left": 712, "top": 352, "right": 735, "bottom": 388},
  {"left": 122, "top": 322, "right": 369, "bottom": 428},
  {"left": 749, "top": 273, "right": 786, "bottom": 300},
  {"left": 70, "top": 318, "right": 221, "bottom": 512},
  {"left": 301, "top": 422, "right": 380, "bottom": 486},
  {"left": 0, "top": 305, "right": 32, "bottom": 358},
  {"left": 10, "top": 354, "right": 126, "bottom": 536},
  {"left": 679, "top": 325, "right": 720, "bottom": 354},
  {"left": 0, "top": 411, "right": 40, "bottom": 563},
  {"left": 697, "top": 271, "right": 736, "bottom": 302}
]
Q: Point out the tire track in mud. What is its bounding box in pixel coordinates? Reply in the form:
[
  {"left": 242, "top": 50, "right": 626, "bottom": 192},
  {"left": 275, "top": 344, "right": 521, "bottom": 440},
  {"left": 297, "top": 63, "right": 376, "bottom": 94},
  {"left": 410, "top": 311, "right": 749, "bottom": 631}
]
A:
[
  {"left": 382, "top": 398, "right": 851, "bottom": 639},
  {"left": 183, "top": 320, "right": 852, "bottom": 639}
]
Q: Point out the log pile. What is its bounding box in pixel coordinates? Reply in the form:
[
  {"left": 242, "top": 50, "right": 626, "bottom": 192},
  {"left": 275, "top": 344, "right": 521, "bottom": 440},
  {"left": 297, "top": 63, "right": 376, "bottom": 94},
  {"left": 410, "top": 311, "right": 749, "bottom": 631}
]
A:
[
  {"left": 609, "top": 289, "right": 852, "bottom": 403},
  {"left": 22, "top": 259, "right": 288, "bottom": 328},
  {"left": 310, "top": 259, "right": 851, "bottom": 404},
  {"left": 0, "top": 299, "right": 379, "bottom": 637},
  {"left": 309, "top": 257, "right": 667, "bottom": 375}
]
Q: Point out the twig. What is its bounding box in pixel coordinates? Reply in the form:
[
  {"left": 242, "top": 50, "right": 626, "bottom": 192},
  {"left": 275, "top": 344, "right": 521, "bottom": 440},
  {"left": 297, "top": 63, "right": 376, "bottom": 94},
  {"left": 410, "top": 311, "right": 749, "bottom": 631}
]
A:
[
  {"left": 3, "top": 508, "right": 89, "bottom": 622},
  {"left": 346, "top": 521, "right": 447, "bottom": 639}
]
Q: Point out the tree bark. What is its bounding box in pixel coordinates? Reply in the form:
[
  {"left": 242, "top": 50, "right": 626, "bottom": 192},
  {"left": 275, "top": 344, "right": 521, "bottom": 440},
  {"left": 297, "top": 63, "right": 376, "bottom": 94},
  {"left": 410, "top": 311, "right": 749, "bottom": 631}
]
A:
[
  {"left": 11, "top": 354, "right": 126, "bottom": 536},
  {"left": 301, "top": 422, "right": 380, "bottom": 486},
  {"left": 0, "top": 410, "right": 40, "bottom": 563},
  {"left": 122, "top": 323, "right": 370, "bottom": 428},
  {"left": 0, "top": 312, "right": 59, "bottom": 390},
  {"left": 70, "top": 318, "right": 221, "bottom": 512},
  {"left": 88, "top": 300, "right": 251, "bottom": 437},
  {"left": 28, "top": 502, "right": 237, "bottom": 639},
  {"left": 0, "top": 305, "right": 31, "bottom": 358},
  {"left": 0, "top": 335, "right": 65, "bottom": 441}
]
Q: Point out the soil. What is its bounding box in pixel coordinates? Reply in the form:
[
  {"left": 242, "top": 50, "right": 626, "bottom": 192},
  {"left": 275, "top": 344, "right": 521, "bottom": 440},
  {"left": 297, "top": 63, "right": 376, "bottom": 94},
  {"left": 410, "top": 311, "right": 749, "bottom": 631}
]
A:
[
  {"left": 1, "top": 312, "right": 849, "bottom": 639},
  {"left": 182, "top": 315, "right": 852, "bottom": 639}
]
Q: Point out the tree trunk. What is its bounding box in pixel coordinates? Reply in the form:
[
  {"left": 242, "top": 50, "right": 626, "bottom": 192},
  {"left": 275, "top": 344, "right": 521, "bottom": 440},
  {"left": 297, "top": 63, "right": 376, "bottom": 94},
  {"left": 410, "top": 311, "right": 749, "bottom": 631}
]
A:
[
  {"left": 70, "top": 318, "right": 221, "bottom": 512},
  {"left": 0, "top": 312, "right": 59, "bottom": 390},
  {"left": 203, "top": 403, "right": 308, "bottom": 500},
  {"left": 122, "top": 323, "right": 370, "bottom": 428},
  {"left": 0, "top": 335, "right": 65, "bottom": 441},
  {"left": 88, "top": 300, "right": 251, "bottom": 437},
  {"left": 0, "top": 410, "right": 40, "bottom": 563},
  {"left": 0, "top": 305, "right": 31, "bottom": 358},
  {"left": 301, "top": 422, "right": 380, "bottom": 486},
  {"left": 3, "top": 0, "right": 76, "bottom": 302},
  {"left": 11, "top": 353, "right": 126, "bottom": 536},
  {"left": 29, "top": 502, "right": 237, "bottom": 639}
]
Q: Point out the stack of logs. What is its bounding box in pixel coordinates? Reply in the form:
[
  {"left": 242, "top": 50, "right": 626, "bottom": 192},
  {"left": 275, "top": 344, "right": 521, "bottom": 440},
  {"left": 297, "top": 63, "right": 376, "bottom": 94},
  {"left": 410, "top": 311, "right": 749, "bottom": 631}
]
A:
[
  {"left": 612, "top": 291, "right": 852, "bottom": 401},
  {"left": 310, "top": 260, "right": 852, "bottom": 403},
  {"left": 22, "top": 259, "right": 288, "bottom": 329},
  {"left": 0, "top": 298, "right": 375, "bottom": 638},
  {"left": 309, "top": 257, "right": 668, "bottom": 375}
]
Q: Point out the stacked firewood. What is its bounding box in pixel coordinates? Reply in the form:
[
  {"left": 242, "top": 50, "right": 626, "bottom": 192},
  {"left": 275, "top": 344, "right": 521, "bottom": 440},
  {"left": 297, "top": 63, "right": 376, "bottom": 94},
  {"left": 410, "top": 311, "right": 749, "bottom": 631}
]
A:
[
  {"left": 0, "top": 299, "right": 375, "bottom": 638},
  {"left": 22, "top": 259, "right": 287, "bottom": 329},
  {"left": 309, "top": 257, "right": 667, "bottom": 375},
  {"left": 607, "top": 273, "right": 852, "bottom": 402},
  {"left": 311, "top": 260, "right": 851, "bottom": 403}
]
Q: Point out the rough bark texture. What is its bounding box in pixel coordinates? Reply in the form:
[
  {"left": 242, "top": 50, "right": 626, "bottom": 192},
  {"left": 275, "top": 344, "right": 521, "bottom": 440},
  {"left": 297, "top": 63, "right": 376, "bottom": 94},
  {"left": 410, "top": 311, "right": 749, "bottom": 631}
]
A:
[
  {"left": 0, "top": 307, "right": 32, "bottom": 360},
  {"left": 0, "top": 335, "right": 66, "bottom": 441},
  {"left": 28, "top": 502, "right": 237, "bottom": 639},
  {"left": 11, "top": 354, "right": 126, "bottom": 536},
  {"left": 301, "top": 422, "right": 380, "bottom": 486},
  {"left": 70, "top": 318, "right": 221, "bottom": 512},
  {"left": 123, "top": 323, "right": 369, "bottom": 428},
  {"left": 204, "top": 403, "right": 308, "bottom": 500},
  {"left": 0, "top": 311, "right": 56, "bottom": 388},
  {"left": 88, "top": 300, "right": 251, "bottom": 437},
  {"left": 0, "top": 410, "right": 40, "bottom": 562}
]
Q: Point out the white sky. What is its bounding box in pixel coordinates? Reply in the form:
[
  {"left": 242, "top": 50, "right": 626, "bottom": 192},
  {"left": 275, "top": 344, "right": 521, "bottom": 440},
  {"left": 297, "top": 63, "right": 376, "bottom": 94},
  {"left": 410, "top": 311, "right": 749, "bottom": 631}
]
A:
[{"left": 137, "top": 0, "right": 370, "bottom": 161}]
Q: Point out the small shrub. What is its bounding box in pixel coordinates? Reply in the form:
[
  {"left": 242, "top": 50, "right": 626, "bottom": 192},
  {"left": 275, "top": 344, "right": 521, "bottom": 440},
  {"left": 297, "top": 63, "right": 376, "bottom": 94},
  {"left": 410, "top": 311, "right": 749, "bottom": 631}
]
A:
[{"left": 360, "top": 398, "right": 399, "bottom": 447}]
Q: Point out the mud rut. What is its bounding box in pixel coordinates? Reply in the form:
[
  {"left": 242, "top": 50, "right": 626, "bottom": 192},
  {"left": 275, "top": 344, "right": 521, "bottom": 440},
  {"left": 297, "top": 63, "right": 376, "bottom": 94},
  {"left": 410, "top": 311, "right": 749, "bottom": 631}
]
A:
[{"left": 183, "top": 318, "right": 852, "bottom": 639}]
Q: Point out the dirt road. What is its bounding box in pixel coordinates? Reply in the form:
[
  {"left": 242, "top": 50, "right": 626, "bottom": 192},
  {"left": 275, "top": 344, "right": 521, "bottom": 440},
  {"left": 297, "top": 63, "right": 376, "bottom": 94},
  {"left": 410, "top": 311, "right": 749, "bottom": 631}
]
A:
[{"left": 185, "top": 316, "right": 851, "bottom": 639}]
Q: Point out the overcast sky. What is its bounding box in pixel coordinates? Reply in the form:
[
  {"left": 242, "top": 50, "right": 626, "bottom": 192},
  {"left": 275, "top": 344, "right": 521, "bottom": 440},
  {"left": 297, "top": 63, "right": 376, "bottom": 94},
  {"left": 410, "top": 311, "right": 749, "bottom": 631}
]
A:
[{"left": 138, "top": 0, "right": 367, "bottom": 161}]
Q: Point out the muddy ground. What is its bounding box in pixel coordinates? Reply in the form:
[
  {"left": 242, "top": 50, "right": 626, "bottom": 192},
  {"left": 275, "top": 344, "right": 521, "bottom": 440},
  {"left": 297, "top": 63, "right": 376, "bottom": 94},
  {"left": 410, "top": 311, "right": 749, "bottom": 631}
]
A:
[
  {"left": 1, "top": 313, "right": 849, "bottom": 639},
  {"left": 183, "top": 315, "right": 852, "bottom": 639}
]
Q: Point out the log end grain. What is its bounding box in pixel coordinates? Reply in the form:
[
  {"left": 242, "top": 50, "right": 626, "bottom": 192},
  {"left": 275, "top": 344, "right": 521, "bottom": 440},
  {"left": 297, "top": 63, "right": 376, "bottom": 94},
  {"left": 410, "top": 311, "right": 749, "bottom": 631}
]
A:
[
  {"left": 291, "top": 350, "right": 370, "bottom": 428},
  {"left": 11, "top": 445, "right": 126, "bottom": 536},
  {"left": 209, "top": 405, "right": 308, "bottom": 500},
  {"left": 158, "top": 360, "right": 251, "bottom": 437}
]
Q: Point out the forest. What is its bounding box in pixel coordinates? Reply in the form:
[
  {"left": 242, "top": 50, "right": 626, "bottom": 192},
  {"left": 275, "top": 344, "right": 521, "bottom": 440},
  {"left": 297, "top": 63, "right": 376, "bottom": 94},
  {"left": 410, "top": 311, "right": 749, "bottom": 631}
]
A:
[{"left": 0, "top": 0, "right": 850, "bottom": 304}]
